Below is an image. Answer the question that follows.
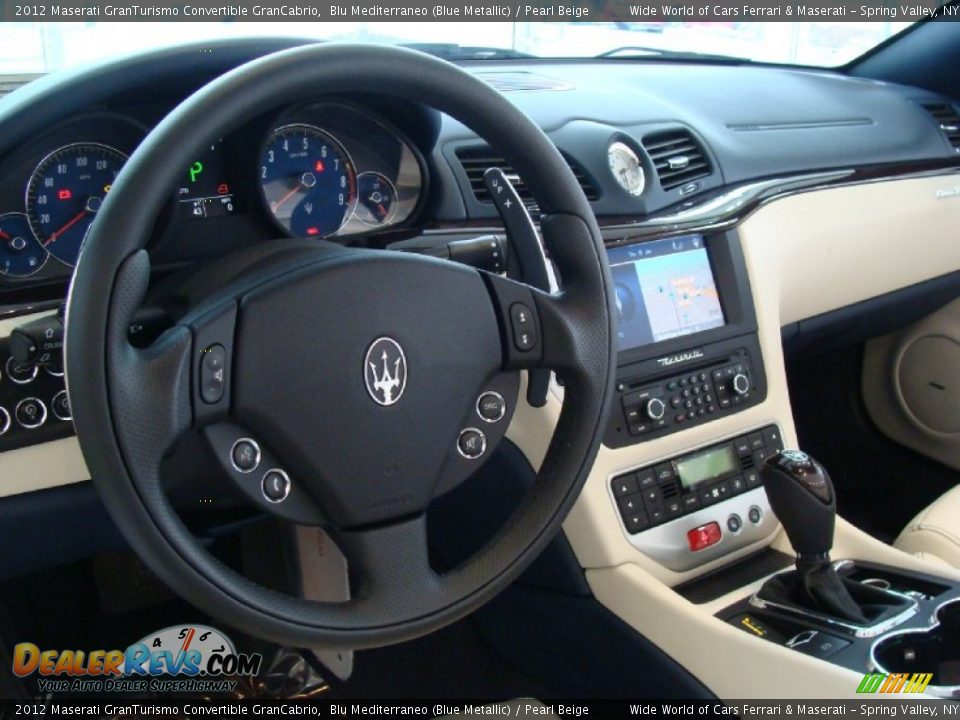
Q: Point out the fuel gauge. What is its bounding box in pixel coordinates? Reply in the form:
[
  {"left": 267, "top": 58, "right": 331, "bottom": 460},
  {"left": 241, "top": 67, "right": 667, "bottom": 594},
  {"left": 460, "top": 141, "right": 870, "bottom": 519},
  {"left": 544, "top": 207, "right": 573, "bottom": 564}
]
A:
[
  {"left": 0, "top": 212, "right": 46, "bottom": 278},
  {"left": 354, "top": 172, "right": 398, "bottom": 227}
]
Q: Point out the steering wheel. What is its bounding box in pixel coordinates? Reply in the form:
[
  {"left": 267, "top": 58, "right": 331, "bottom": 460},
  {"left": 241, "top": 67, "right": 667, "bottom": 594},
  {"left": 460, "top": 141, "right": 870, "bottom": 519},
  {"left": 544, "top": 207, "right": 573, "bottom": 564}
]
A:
[{"left": 65, "top": 44, "right": 615, "bottom": 649}]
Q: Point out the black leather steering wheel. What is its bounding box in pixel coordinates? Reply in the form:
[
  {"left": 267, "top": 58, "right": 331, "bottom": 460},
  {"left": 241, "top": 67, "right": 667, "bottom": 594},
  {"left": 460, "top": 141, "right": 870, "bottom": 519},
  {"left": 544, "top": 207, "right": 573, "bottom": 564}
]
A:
[{"left": 65, "top": 44, "right": 615, "bottom": 649}]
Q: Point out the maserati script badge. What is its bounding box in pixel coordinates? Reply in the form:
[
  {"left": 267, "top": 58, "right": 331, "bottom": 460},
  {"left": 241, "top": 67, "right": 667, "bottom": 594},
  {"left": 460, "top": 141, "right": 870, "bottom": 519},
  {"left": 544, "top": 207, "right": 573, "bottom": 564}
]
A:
[{"left": 364, "top": 337, "right": 407, "bottom": 406}]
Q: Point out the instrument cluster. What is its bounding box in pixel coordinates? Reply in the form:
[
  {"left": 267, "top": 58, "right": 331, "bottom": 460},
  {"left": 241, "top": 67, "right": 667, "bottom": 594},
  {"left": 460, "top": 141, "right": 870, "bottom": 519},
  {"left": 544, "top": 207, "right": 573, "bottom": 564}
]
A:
[{"left": 0, "top": 102, "right": 425, "bottom": 287}]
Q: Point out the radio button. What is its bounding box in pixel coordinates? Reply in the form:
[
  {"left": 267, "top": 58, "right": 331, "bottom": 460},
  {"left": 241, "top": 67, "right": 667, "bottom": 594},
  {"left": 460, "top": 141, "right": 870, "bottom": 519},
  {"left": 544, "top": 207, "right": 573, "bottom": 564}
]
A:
[
  {"left": 733, "top": 437, "right": 751, "bottom": 456},
  {"left": 665, "top": 499, "right": 682, "bottom": 517},
  {"left": 745, "top": 469, "right": 761, "bottom": 488},
  {"left": 612, "top": 474, "right": 638, "bottom": 497},
  {"left": 681, "top": 494, "right": 700, "bottom": 512},
  {"left": 648, "top": 506, "right": 666, "bottom": 525},
  {"left": 642, "top": 487, "right": 662, "bottom": 504},
  {"left": 644, "top": 397, "right": 666, "bottom": 421},
  {"left": 748, "top": 433, "right": 765, "bottom": 451},
  {"left": 732, "top": 373, "right": 750, "bottom": 396},
  {"left": 629, "top": 422, "right": 650, "bottom": 436}
]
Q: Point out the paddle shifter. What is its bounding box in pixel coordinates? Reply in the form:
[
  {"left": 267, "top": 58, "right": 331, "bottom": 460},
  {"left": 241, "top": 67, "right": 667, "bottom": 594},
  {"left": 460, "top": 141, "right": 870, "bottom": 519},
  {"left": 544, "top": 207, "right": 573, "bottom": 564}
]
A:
[{"left": 760, "top": 450, "right": 867, "bottom": 624}]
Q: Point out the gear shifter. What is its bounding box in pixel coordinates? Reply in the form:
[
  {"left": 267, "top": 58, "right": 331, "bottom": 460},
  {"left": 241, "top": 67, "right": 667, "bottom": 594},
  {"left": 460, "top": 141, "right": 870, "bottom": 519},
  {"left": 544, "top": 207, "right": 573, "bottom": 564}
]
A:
[{"left": 761, "top": 450, "right": 867, "bottom": 624}]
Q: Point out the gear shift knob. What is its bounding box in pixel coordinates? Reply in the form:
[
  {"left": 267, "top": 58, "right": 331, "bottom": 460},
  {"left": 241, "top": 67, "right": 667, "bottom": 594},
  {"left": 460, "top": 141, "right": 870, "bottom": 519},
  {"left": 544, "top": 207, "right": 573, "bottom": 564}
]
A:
[{"left": 761, "top": 449, "right": 836, "bottom": 559}]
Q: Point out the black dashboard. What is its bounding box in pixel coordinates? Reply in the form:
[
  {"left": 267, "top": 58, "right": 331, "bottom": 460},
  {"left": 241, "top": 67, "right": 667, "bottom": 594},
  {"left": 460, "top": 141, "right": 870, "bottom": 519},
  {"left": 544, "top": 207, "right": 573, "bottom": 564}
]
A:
[{"left": 0, "top": 37, "right": 958, "bottom": 312}]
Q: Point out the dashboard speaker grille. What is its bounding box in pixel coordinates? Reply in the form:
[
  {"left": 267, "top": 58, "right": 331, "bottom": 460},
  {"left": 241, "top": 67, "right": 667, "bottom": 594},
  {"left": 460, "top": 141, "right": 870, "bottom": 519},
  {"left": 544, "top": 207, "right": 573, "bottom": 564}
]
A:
[
  {"left": 455, "top": 146, "right": 600, "bottom": 207},
  {"left": 642, "top": 128, "right": 712, "bottom": 191},
  {"left": 921, "top": 102, "right": 960, "bottom": 151}
]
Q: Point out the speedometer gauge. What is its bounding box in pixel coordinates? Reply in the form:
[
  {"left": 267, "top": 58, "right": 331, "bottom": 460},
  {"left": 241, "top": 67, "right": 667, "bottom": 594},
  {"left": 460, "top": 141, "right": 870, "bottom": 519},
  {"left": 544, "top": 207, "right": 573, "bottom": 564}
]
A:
[
  {"left": 26, "top": 143, "right": 127, "bottom": 267},
  {"left": 259, "top": 124, "right": 356, "bottom": 239}
]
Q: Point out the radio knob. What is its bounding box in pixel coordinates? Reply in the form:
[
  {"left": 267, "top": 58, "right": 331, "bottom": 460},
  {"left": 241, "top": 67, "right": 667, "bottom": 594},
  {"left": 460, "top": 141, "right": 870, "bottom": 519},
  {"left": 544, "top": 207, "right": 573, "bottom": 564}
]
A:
[
  {"left": 731, "top": 373, "right": 750, "bottom": 396},
  {"left": 645, "top": 397, "right": 666, "bottom": 421}
]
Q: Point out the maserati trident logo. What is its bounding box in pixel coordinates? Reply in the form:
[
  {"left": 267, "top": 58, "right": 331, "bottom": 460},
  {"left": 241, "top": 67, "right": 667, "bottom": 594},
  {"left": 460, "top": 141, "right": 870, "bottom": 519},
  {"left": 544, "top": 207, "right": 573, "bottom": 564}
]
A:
[{"left": 364, "top": 337, "right": 407, "bottom": 406}]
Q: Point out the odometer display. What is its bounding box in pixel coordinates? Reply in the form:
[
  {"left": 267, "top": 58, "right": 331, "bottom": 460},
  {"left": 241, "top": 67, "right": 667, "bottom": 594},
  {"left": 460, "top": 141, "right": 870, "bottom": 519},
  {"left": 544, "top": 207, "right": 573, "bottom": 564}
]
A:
[
  {"left": 26, "top": 143, "right": 127, "bottom": 267},
  {"left": 260, "top": 124, "right": 356, "bottom": 239}
]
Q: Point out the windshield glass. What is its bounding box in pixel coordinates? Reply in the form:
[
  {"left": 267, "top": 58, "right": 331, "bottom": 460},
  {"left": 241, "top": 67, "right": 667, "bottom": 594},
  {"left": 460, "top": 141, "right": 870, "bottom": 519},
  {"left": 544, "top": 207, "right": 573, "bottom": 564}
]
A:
[{"left": 0, "top": 21, "right": 913, "bottom": 74}]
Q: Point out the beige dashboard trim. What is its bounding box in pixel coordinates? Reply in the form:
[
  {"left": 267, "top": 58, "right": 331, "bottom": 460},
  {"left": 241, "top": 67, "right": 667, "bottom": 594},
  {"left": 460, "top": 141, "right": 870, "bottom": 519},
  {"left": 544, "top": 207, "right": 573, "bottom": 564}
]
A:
[
  {"left": 0, "top": 310, "right": 88, "bottom": 497},
  {"left": 506, "top": 172, "right": 960, "bottom": 698}
]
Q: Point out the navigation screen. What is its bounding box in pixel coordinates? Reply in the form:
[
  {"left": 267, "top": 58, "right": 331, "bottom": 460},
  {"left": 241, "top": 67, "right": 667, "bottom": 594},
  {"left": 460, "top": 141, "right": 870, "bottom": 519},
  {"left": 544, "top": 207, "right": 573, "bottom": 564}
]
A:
[{"left": 608, "top": 235, "right": 725, "bottom": 352}]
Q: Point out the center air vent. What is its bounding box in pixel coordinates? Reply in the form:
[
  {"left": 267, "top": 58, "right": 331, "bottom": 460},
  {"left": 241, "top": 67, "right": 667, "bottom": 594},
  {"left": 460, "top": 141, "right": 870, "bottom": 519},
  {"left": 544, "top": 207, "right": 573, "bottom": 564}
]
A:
[
  {"left": 921, "top": 102, "right": 960, "bottom": 151},
  {"left": 642, "top": 129, "right": 711, "bottom": 191},
  {"left": 455, "top": 146, "right": 600, "bottom": 207}
]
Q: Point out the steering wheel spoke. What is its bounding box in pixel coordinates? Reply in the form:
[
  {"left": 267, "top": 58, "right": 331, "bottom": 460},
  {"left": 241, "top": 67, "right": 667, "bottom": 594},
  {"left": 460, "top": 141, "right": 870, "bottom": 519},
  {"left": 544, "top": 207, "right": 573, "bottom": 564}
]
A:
[{"left": 336, "top": 514, "right": 437, "bottom": 605}]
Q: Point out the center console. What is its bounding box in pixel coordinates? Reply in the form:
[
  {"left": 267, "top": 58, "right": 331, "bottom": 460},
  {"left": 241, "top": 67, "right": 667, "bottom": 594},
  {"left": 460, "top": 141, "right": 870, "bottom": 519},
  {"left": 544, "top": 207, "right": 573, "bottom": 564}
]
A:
[{"left": 602, "top": 230, "right": 773, "bottom": 571}]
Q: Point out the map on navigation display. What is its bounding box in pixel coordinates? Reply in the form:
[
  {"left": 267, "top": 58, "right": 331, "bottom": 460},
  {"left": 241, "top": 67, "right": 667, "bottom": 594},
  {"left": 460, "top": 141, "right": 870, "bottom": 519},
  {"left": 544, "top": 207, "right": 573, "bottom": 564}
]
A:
[{"left": 635, "top": 247, "right": 724, "bottom": 342}]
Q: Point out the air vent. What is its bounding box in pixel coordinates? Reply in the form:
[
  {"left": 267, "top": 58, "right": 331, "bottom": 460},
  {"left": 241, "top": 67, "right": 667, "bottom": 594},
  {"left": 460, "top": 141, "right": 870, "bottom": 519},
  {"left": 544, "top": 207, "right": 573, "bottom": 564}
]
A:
[
  {"left": 921, "top": 102, "right": 960, "bottom": 151},
  {"left": 642, "top": 129, "right": 711, "bottom": 191},
  {"left": 455, "top": 146, "right": 600, "bottom": 207},
  {"left": 740, "top": 455, "right": 755, "bottom": 472}
]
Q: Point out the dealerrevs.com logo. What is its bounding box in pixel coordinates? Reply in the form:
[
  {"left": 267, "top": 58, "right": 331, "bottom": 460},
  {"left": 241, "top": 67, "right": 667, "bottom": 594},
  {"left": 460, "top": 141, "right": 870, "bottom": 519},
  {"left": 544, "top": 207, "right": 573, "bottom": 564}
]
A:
[{"left": 12, "top": 624, "right": 263, "bottom": 694}]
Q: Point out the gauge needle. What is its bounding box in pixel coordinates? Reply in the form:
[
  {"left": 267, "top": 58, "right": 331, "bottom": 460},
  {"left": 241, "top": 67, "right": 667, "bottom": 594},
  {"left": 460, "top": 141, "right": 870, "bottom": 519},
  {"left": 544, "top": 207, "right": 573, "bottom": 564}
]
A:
[
  {"left": 271, "top": 184, "right": 301, "bottom": 212},
  {"left": 45, "top": 210, "right": 87, "bottom": 247},
  {"left": 0, "top": 230, "right": 9, "bottom": 241}
]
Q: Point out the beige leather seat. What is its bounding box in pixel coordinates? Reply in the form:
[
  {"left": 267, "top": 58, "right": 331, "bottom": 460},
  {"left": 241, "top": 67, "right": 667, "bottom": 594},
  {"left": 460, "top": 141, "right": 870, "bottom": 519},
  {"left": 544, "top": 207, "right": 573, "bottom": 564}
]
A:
[{"left": 894, "top": 484, "right": 960, "bottom": 569}]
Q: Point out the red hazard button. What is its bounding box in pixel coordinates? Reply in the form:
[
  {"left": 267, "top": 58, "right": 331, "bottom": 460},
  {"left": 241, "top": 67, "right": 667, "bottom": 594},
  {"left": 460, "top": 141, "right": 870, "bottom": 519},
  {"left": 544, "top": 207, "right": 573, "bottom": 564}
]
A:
[{"left": 687, "top": 522, "right": 722, "bottom": 551}]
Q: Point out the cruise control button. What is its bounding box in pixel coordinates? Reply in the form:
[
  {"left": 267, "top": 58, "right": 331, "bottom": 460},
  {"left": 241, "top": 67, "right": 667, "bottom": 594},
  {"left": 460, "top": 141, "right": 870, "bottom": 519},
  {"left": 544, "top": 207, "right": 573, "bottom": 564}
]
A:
[
  {"left": 0, "top": 406, "right": 9, "bottom": 436},
  {"left": 5, "top": 357, "right": 38, "bottom": 385},
  {"left": 230, "top": 438, "right": 261, "bottom": 473},
  {"left": 509, "top": 302, "right": 537, "bottom": 352},
  {"left": 200, "top": 344, "right": 227, "bottom": 404},
  {"left": 261, "top": 469, "right": 291, "bottom": 503},
  {"left": 15, "top": 397, "right": 46, "bottom": 429},
  {"left": 457, "top": 428, "right": 487, "bottom": 459},
  {"left": 51, "top": 390, "right": 71, "bottom": 421},
  {"left": 477, "top": 392, "right": 506, "bottom": 422}
]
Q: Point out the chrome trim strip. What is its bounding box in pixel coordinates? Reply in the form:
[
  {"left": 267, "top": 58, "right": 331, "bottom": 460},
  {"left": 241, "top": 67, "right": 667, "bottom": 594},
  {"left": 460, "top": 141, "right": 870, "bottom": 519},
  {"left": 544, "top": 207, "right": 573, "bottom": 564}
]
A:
[
  {"left": 749, "top": 584, "right": 919, "bottom": 639},
  {"left": 868, "top": 597, "right": 960, "bottom": 699}
]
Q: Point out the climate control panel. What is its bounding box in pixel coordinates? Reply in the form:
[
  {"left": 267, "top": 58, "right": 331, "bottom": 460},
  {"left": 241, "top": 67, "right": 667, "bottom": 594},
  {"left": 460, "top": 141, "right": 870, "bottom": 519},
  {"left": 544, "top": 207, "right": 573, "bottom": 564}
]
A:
[{"left": 609, "top": 424, "right": 784, "bottom": 571}]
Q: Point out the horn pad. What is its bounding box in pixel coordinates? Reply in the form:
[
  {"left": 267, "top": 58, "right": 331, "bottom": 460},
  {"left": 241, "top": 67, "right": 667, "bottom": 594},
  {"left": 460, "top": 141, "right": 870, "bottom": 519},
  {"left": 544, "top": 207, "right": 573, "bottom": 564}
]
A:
[{"left": 232, "top": 250, "right": 509, "bottom": 528}]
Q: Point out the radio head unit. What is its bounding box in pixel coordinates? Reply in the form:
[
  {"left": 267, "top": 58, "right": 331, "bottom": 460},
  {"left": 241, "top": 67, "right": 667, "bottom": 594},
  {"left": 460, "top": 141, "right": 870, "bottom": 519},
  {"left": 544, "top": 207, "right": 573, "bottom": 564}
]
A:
[{"left": 604, "top": 230, "right": 766, "bottom": 447}]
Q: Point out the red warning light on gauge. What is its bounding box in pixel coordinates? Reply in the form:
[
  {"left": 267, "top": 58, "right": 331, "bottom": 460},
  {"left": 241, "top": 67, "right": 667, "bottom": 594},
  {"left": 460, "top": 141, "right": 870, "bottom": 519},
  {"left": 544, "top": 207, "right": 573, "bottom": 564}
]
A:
[
  {"left": 306, "top": 227, "right": 319, "bottom": 236},
  {"left": 314, "top": 160, "right": 325, "bottom": 173},
  {"left": 217, "top": 183, "right": 229, "bottom": 195},
  {"left": 57, "top": 189, "right": 72, "bottom": 200}
]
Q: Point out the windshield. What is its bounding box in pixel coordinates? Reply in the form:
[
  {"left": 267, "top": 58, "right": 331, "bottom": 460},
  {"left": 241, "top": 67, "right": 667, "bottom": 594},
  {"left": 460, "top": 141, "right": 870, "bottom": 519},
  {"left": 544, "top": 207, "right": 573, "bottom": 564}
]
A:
[{"left": 0, "top": 21, "right": 913, "bottom": 74}]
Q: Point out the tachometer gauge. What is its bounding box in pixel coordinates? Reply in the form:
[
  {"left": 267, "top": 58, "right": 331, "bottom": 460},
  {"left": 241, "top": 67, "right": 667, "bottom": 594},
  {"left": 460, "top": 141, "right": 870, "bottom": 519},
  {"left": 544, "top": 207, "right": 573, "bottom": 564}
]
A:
[
  {"left": 354, "top": 172, "right": 398, "bottom": 227},
  {"left": 608, "top": 141, "right": 646, "bottom": 197},
  {"left": 26, "top": 143, "right": 127, "bottom": 267},
  {"left": 260, "top": 124, "right": 356, "bottom": 238},
  {"left": 0, "top": 212, "right": 46, "bottom": 278}
]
